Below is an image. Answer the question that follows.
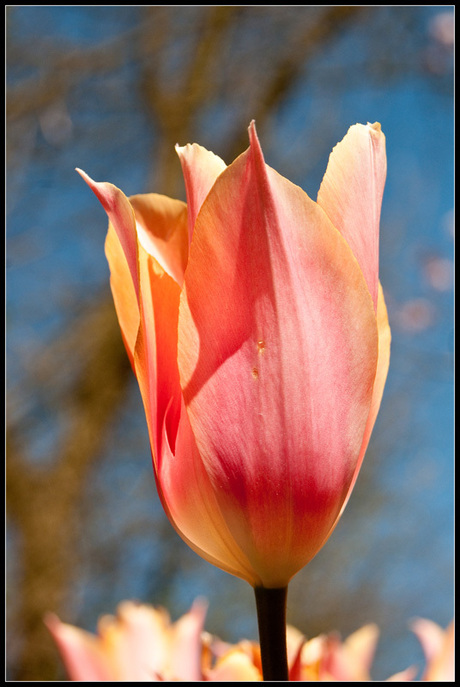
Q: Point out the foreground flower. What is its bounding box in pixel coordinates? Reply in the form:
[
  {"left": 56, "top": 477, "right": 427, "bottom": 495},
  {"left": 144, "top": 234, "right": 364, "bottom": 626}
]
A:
[
  {"left": 46, "top": 600, "right": 454, "bottom": 681},
  {"left": 79, "top": 121, "right": 390, "bottom": 679},
  {"left": 78, "top": 121, "right": 389, "bottom": 592}
]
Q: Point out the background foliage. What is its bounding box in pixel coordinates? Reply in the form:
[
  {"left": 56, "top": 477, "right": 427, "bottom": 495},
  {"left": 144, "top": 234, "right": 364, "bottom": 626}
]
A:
[{"left": 6, "top": 6, "right": 454, "bottom": 681}]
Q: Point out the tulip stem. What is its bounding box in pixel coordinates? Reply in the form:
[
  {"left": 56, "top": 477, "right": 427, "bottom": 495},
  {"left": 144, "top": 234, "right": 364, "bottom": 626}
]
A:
[{"left": 254, "top": 585, "right": 289, "bottom": 681}]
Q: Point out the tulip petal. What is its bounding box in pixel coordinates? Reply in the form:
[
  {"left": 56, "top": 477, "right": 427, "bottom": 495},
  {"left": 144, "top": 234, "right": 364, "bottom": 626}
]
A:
[
  {"left": 127, "top": 193, "right": 188, "bottom": 455},
  {"left": 78, "top": 170, "right": 144, "bottom": 366},
  {"left": 45, "top": 613, "right": 114, "bottom": 681},
  {"left": 175, "top": 143, "right": 227, "bottom": 243},
  {"left": 96, "top": 603, "right": 169, "bottom": 680},
  {"left": 208, "top": 648, "right": 262, "bottom": 681},
  {"left": 79, "top": 170, "right": 188, "bottom": 457},
  {"left": 105, "top": 224, "right": 140, "bottom": 366},
  {"left": 116, "top": 193, "right": 188, "bottom": 453},
  {"left": 155, "top": 396, "right": 263, "bottom": 586},
  {"left": 134, "top": 240, "right": 182, "bottom": 462},
  {"left": 178, "top": 123, "right": 379, "bottom": 587},
  {"left": 343, "top": 623, "right": 380, "bottom": 679},
  {"left": 169, "top": 600, "right": 208, "bottom": 681},
  {"left": 77, "top": 169, "right": 140, "bottom": 303},
  {"left": 317, "top": 123, "right": 386, "bottom": 311},
  {"left": 130, "top": 193, "right": 188, "bottom": 286}
]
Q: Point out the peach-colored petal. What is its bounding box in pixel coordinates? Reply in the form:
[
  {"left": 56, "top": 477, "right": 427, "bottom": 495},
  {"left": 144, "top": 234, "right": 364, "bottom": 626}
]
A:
[
  {"left": 342, "top": 623, "right": 380, "bottom": 678},
  {"left": 317, "top": 122, "right": 386, "bottom": 312},
  {"left": 44, "top": 613, "right": 116, "bottom": 681},
  {"left": 82, "top": 187, "right": 185, "bottom": 476},
  {"left": 130, "top": 193, "right": 188, "bottom": 286},
  {"left": 97, "top": 602, "right": 169, "bottom": 680},
  {"left": 178, "top": 122, "right": 379, "bottom": 587},
  {"left": 297, "top": 635, "right": 328, "bottom": 680},
  {"left": 175, "top": 143, "right": 226, "bottom": 243},
  {"left": 134, "top": 238, "right": 183, "bottom": 461},
  {"left": 92, "top": 185, "right": 186, "bottom": 462},
  {"left": 105, "top": 224, "right": 140, "bottom": 366},
  {"left": 80, "top": 172, "right": 188, "bottom": 373},
  {"left": 167, "top": 599, "right": 208, "bottom": 681},
  {"left": 207, "top": 648, "right": 262, "bottom": 681},
  {"left": 77, "top": 169, "right": 140, "bottom": 303}
]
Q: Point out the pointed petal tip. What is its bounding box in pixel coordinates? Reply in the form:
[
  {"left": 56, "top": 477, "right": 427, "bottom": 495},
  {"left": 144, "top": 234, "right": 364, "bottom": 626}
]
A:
[
  {"left": 75, "top": 168, "right": 122, "bottom": 215},
  {"left": 43, "top": 611, "right": 60, "bottom": 631},
  {"left": 75, "top": 167, "right": 91, "bottom": 183},
  {"left": 75, "top": 167, "right": 101, "bottom": 196},
  {"left": 247, "top": 119, "right": 264, "bottom": 160}
]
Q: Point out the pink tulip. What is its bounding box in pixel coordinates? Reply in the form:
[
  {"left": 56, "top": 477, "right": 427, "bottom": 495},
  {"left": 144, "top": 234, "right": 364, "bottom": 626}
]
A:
[{"left": 77, "top": 120, "right": 389, "bottom": 590}]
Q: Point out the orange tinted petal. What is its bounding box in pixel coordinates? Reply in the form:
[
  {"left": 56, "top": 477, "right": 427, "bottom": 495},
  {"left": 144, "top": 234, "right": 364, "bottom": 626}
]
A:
[
  {"left": 317, "top": 123, "right": 386, "bottom": 311},
  {"left": 208, "top": 649, "right": 262, "bottom": 681},
  {"left": 77, "top": 169, "right": 140, "bottom": 302},
  {"left": 130, "top": 193, "right": 188, "bottom": 285},
  {"left": 78, "top": 170, "right": 141, "bottom": 365},
  {"left": 126, "top": 194, "right": 188, "bottom": 459},
  {"left": 134, "top": 239, "right": 182, "bottom": 462},
  {"left": 79, "top": 170, "right": 188, "bottom": 462},
  {"left": 105, "top": 224, "right": 139, "bottom": 366},
  {"left": 175, "top": 143, "right": 226, "bottom": 242}
]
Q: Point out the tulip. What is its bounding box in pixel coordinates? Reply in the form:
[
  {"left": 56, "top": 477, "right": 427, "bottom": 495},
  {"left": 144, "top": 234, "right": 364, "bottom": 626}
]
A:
[{"left": 78, "top": 120, "right": 389, "bottom": 679}]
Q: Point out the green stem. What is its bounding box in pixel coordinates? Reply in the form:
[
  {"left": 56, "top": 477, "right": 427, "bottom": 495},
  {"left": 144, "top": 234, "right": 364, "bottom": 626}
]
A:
[{"left": 254, "top": 585, "right": 289, "bottom": 681}]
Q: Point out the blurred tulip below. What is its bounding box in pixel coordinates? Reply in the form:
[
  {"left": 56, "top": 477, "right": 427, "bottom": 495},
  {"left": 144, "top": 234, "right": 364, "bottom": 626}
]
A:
[{"left": 46, "top": 600, "right": 454, "bottom": 681}]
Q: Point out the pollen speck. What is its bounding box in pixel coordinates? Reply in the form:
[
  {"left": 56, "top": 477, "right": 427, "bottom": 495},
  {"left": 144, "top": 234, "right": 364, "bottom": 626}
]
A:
[
  {"left": 251, "top": 367, "right": 259, "bottom": 379},
  {"left": 257, "top": 340, "right": 266, "bottom": 353}
]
